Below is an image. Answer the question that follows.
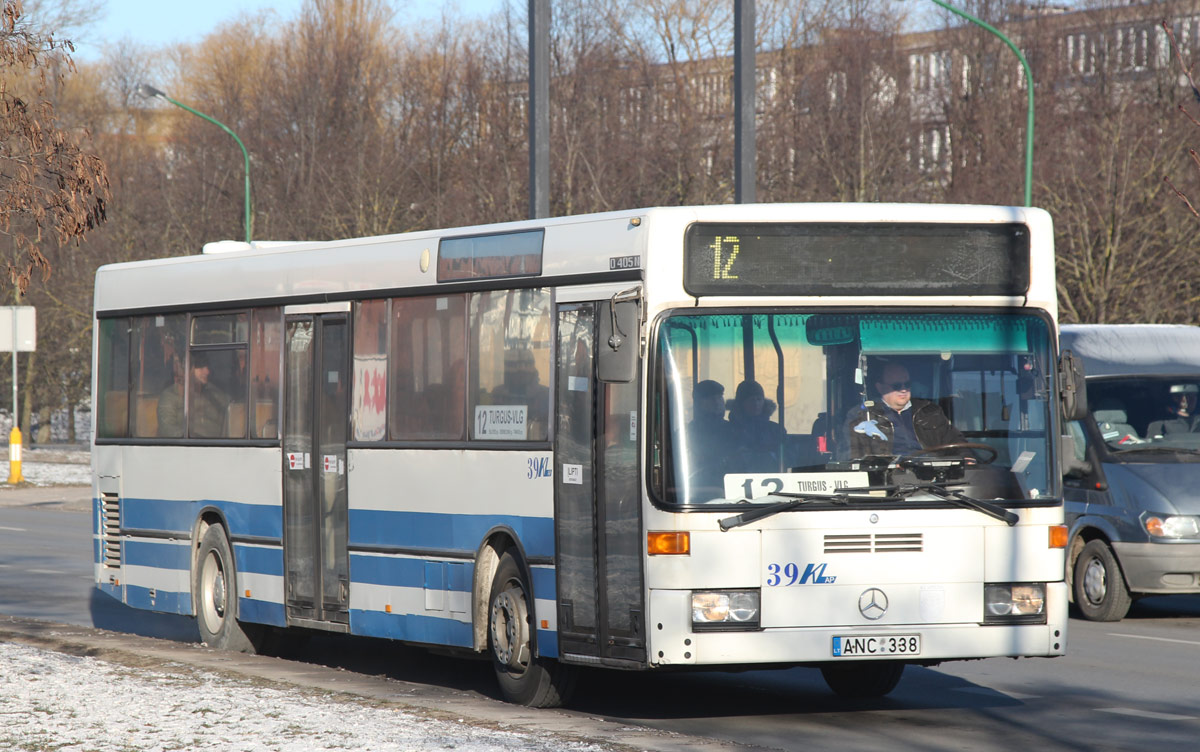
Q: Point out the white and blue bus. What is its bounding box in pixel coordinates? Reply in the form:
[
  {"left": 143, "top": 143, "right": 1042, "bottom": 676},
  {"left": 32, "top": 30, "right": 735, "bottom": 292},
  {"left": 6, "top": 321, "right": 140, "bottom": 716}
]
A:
[{"left": 92, "top": 203, "right": 1075, "bottom": 706}]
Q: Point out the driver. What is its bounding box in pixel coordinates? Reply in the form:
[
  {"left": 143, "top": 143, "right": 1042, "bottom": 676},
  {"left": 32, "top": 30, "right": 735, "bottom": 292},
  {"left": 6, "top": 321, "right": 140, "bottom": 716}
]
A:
[
  {"left": 1146, "top": 384, "right": 1199, "bottom": 438},
  {"left": 847, "top": 362, "right": 964, "bottom": 458}
]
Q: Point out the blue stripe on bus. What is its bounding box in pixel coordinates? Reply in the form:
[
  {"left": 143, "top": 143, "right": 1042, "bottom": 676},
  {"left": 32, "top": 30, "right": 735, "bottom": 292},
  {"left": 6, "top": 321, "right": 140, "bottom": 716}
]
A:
[
  {"left": 350, "top": 554, "right": 474, "bottom": 591},
  {"left": 537, "top": 628, "right": 558, "bottom": 659},
  {"left": 233, "top": 544, "right": 284, "bottom": 576},
  {"left": 348, "top": 509, "right": 555, "bottom": 558},
  {"left": 238, "top": 597, "right": 286, "bottom": 627},
  {"left": 122, "top": 497, "right": 282, "bottom": 540},
  {"left": 530, "top": 567, "right": 556, "bottom": 602},
  {"left": 123, "top": 539, "right": 191, "bottom": 569},
  {"left": 350, "top": 608, "right": 474, "bottom": 647},
  {"left": 125, "top": 583, "right": 190, "bottom": 615}
]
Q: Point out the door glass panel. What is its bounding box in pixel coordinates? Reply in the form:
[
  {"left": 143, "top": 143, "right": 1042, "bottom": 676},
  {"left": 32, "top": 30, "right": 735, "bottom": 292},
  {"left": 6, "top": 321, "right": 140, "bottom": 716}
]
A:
[
  {"left": 318, "top": 318, "right": 349, "bottom": 609},
  {"left": 555, "top": 306, "right": 598, "bottom": 637},
  {"left": 284, "top": 319, "right": 315, "bottom": 606},
  {"left": 601, "top": 377, "right": 645, "bottom": 653}
]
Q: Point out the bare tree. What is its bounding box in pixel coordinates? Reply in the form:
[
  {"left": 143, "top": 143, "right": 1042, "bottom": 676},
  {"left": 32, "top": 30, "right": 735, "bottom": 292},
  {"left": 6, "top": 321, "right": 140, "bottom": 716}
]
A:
[{"left": 0, "top": 0, "right": 108, "bottom": 292}]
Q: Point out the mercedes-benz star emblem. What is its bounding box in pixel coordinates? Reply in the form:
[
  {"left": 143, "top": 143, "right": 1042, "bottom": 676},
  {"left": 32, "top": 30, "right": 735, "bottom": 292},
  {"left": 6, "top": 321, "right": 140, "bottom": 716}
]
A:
[{"left": 859, "top": 588, "right": 888, "bottom": 620}]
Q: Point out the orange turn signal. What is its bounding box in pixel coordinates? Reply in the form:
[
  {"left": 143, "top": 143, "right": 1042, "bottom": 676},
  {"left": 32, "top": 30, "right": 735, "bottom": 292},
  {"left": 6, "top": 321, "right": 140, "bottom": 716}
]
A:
[
  {"left": 647, "top": 531, "right": 690, "bottom": 555},
  {"left": 1049, "top": 525, "right": 1068, "bottom": 549}
]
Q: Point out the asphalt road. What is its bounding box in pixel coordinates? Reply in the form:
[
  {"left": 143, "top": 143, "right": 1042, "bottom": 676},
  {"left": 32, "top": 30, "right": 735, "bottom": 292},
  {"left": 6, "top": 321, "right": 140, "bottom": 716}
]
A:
[{"left": 3, "top": 489, "right": 1199, "bottom": 751}]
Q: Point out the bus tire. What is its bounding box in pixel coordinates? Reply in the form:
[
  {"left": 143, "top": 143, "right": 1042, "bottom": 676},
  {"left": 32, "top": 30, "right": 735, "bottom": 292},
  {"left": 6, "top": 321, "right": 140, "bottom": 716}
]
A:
[
  {"left": 1072, "top": 539, "right": 1132, "bottom": 622},
  {"left": 195, "top": 524, "right": 261, "bottom": 653},
  {"left": 820, "top": 661, "right": 905, "bottom": 698},
  {"left": 488, "top": 551, "right": 575, "bottom": 707}
]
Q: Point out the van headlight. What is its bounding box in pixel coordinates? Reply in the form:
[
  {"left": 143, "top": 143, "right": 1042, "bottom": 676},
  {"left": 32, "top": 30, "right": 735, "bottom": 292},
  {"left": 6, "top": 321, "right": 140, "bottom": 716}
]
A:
[
  {"left": 983, "top": 583, "right": 1046, "bottom": 624},
  {"left": 691, "top": 590, "right": 760, "bottom": 631},
  {"left": 1143, "top": 514, "right": 1200, "bottom": 540}
]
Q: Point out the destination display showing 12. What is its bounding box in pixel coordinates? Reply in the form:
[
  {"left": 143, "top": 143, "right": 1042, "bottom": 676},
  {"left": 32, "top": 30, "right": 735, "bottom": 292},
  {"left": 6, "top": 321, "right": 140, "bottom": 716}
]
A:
[{"left": 683, "top": 222, "right": 1030, "bottom": 297}]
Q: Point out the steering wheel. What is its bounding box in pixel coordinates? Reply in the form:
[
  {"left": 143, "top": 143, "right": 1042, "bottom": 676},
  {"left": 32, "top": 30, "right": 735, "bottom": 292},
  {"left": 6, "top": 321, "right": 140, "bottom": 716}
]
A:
[{"left": 896, "top": 442, "right": 998, "bottom": 468}]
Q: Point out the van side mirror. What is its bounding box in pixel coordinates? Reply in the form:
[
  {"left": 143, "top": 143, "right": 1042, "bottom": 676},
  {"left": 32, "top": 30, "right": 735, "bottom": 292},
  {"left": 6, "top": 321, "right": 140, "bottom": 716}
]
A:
[
  {"left": 598, "top": 292, "right": 640, "bottom": 383},
  {"left": 1059, "top": 349, "right": 1088, "bottom": 422}
]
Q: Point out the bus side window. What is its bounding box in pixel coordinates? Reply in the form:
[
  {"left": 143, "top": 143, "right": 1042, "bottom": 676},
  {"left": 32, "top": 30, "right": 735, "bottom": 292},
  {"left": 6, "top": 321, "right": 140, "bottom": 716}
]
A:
[
  {"left": 96, "top": 317, "right": 131, "bottom": 439},
  {"left": 132, "top": 314, "right": 185, "bottom": 438},
  {"left": 250, "top": 308, "right": 282, "bottom": 440}
]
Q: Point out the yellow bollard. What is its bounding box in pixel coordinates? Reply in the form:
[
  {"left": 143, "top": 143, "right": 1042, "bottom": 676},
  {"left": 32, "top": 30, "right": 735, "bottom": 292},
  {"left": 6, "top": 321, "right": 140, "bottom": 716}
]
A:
[{"left": 7, "top": 425, "right": 22, "bottom": 484}]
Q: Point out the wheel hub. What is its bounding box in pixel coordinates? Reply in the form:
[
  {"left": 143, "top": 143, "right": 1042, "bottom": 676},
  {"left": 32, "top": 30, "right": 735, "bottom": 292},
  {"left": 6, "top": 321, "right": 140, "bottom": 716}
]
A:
[
  {"left": 1082, "top": 557, "right": 1107, "bottom": 604},
  {"left": 490, "top": 587, "right": 529, "bottom": 671}
]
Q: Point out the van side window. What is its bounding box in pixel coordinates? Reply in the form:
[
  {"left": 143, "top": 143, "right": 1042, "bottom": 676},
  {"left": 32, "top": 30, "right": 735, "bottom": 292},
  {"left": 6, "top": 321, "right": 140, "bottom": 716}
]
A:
[{"left": 1068, "top": 420, "right": 1089, "bottom": 463}]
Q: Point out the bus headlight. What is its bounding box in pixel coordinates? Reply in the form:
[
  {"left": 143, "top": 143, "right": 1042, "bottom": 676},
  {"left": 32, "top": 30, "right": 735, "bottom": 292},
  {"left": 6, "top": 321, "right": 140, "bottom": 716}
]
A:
[
  {"left": 1143, "top": 514, "right": 1200, "bottom": 539},
  {"left": 983, "top": 583, "right": 1046, "bottom": 624},
  {"left": 691, "top": 590, "right": 760, "bottom": 630}
]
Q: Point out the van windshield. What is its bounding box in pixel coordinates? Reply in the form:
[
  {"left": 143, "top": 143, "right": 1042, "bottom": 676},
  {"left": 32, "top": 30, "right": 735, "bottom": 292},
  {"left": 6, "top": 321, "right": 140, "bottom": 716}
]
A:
[
  {"left": 1086, "top": 377, "right": 1200, "bottom": 454},
  {"left": 652, "top": 311, "right": 1056, "bottom": 505}
]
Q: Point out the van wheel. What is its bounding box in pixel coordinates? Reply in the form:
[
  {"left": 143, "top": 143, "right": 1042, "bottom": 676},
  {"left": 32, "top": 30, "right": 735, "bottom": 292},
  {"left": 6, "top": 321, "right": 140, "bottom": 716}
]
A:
[
  {"left": 1073, "top": 539, "right": 1132, "bottom": 622},
  {"left": 820, "top": 661, "right": 905, "bottom": 698},
  {"left": 488, "top": 551, "right": 575, "bottom": 707},
  {"left": 195, "top": 524, "right": 263, "bottom": 652}
]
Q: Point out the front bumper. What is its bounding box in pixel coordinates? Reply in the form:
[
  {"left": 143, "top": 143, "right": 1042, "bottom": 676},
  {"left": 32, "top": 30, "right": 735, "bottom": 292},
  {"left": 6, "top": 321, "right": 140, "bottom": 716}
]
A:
[
  {"left": 648, "top": 582, "right": 1068, "bottom": 666},
  {"left": 1111, "top": 541, "right": 1200, "bottom": 594}
]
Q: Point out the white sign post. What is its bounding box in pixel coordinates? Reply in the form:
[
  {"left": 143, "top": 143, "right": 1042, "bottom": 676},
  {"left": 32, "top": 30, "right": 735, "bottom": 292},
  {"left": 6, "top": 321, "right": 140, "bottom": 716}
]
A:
[{"left": 0, "top": 306, "right": 36, "bottom": 484}]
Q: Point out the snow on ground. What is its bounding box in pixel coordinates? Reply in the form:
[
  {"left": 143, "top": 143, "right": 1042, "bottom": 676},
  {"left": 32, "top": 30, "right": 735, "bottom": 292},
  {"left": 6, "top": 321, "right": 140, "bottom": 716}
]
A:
[
  {"left": 0, "top": 642, "right": 613, "bottom": 752},
  {"left": 0, "top": 446, "right": 90, "bottom": 486}
]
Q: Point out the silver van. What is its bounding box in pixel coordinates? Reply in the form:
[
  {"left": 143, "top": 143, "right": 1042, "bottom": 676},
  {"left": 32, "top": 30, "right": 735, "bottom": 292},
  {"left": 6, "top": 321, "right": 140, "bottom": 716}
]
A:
[{"left": 1060, "top": 324, "right": 1200, "bottom": 621}]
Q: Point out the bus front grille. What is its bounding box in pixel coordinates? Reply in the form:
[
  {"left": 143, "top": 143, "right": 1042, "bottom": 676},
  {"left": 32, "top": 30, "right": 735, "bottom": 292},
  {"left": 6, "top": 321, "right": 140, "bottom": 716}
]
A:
[{"left": 824, "top": 533, "right": 923, "bottom": 554}]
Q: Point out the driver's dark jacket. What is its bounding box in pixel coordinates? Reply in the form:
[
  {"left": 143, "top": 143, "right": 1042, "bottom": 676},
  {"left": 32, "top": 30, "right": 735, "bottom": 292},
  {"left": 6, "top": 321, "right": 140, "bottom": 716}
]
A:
[{"left": 847, "top": 398, "right": 964, "bottom": 458}]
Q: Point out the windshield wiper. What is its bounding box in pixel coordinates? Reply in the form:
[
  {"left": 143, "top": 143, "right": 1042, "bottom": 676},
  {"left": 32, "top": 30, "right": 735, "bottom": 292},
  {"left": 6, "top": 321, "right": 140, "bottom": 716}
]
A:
[
  {"left": 717, "top": 483, "right": 1020, "bottom": 530},
  {"left": 886, "top": 483, "right": 1019, "bottom": 526},
  {"left": 718, "top": 488, "right": 876, "bottom": 531}
]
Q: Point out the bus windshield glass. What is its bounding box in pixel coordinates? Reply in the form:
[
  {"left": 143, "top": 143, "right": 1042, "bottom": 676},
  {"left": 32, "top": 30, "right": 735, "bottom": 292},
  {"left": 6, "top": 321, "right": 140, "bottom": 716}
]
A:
[{"left": 655, "top": 311, "right": 1055, "bottom": 506}]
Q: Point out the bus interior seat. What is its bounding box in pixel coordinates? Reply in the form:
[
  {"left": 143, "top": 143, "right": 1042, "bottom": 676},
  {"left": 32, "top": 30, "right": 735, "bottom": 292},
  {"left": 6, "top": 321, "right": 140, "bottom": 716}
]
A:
[
  {"left": 104, "top": 391, "right": 129, "bottom": 436},
  {"left": 1094, "top": 406, "right": 1139, "bottom": 443},
  {"left": 226, "top": 401, "right": 247, "bottom": 438},
  {"left": 133, "top": 395, "right": 157, "bottom": 437},
  {"left": 255, "top": 400, "right": 277, "bottom": 438}
]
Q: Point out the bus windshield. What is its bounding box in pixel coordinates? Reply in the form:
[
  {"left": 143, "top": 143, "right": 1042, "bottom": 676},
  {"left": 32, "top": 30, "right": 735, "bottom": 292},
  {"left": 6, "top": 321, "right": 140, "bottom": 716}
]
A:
[{"left": 655, "top": 311, "right": 1055, "bottom": 506}]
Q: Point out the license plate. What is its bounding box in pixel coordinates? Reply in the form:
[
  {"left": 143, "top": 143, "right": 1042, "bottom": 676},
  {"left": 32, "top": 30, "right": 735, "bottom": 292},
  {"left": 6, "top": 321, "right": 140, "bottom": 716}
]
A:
[{"left": 832, "top": 634, "right": 921, "bottom": 657}]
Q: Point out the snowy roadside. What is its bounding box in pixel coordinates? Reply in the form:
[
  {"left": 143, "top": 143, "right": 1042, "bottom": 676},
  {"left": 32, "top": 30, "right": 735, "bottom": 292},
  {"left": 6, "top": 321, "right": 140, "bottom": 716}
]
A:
[
  {"left": 0, "top": 641, "right": 620, "bottom": 752},
  {"left": 0, "top": 446, "right": 90, "bottom": 487}
]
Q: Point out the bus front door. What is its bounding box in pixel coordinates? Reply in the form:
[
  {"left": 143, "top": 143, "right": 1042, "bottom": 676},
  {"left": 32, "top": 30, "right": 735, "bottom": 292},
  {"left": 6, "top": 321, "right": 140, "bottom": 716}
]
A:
[
  {"left": 282, "top": 312, "right": 350, "bottom": 629},
  {"left": 554, "top": 303, "right": 646, "bottom": 664}
]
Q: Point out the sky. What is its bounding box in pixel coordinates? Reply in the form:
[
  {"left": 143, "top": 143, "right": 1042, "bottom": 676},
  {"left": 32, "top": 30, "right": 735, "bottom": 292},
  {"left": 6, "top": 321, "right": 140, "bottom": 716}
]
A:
[{"left": 72, "top": 0, "right": 502, "bottom": 61}]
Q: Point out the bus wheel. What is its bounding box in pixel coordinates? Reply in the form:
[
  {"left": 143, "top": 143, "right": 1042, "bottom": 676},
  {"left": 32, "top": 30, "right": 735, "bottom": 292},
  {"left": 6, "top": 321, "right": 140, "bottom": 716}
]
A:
[
  {"left": 195, "top": 524, "right": 261, "bottom": 653},
  {"left": 488, "top": 551, "right": 575, "bottom": 707},
  {"left": 820, "top": 661, "right": 905, "bottom": 698},
  {"left": 1073, "top": 539, "right": 1132, "bottom": 622}
]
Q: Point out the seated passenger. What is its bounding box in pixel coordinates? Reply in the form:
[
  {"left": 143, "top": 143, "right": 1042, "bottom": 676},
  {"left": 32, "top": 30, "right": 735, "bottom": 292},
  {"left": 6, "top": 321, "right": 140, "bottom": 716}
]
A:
[
  {"left": 728, "top": 379, "right": 784, "bottom": 469},
  {"left": 1147, "top": 385, "right": 1199, "bottom": 438},
  {"left": 684, "top": 380, "right": 736, "bottom": 492},
  {"left": 846, "top": 362, "right": 964, "bottom": 458},
  {"left": 159, "top": 353, "right": 229, "bottom": 438}
]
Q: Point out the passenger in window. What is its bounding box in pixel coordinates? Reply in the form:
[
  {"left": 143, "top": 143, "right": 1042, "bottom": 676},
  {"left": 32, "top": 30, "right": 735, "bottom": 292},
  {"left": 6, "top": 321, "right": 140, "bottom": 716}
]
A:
[
  {"left": 1147, "top": 384, "right": 1199, "bottom": 438},
  {"left": 490, "top": 348, "right": 549, "bottom": 438},
  {"left": 159, "top": 352, "right": 230, "bottom": 438},
  {"left": 684, "top": 379, "right": 736, "bottom": 492},
  {"left": 188, "top": 352, "right": 232, "bottom": 438},
  {"left": 847, "top": 361, "right": 964, "bottom": 458},
  {"left": 728, "top": 379, "right": 784, "bottom": 469}
]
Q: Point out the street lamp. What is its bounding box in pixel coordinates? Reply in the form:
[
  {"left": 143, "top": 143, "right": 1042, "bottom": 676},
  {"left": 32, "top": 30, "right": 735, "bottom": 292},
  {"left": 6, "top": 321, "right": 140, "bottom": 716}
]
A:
[
  {"left": 926, "top": 0, "right": 1035, "bottom": 207},
  {"left": 137, "top": 83, "right": 253, "bottom": 243}
]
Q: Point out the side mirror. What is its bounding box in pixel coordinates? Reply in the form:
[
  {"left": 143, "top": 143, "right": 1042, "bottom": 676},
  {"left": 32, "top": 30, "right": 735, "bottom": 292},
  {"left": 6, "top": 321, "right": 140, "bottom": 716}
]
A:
[
  {"left": 1058, "top": 349, "right": 1088, "bottom": 422},
  {"left": 598, "top": 293, "right": 640, "bottom": 383}
]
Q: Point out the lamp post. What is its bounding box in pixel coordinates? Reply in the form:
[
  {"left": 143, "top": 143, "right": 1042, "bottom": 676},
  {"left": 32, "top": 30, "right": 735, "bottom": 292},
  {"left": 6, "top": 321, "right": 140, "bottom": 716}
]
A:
[
  {"left": 137, "top": 83, "right": 253, "bottom": 243},
  {"left": 927, "top": 0, "right": 1034, "bottom": 207}
]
